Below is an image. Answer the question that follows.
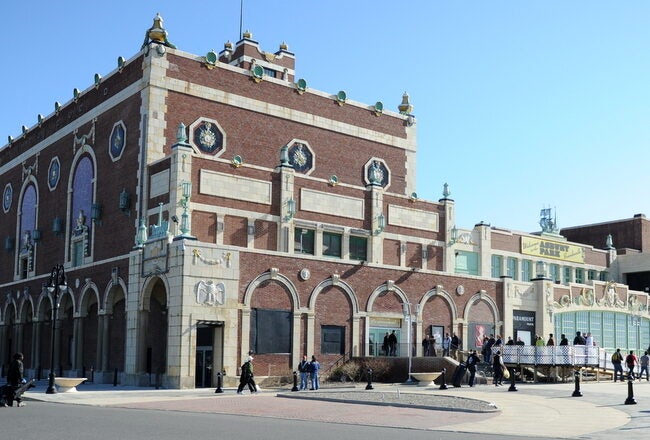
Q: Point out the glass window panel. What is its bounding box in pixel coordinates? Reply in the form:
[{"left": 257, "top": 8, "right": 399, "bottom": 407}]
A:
[
  {"left": 615, "top": 313, "right": 628, "bottom": 349},
  {"left": 588, "top": 311, "right": 602, "bottom": 348},
  {"left": 549, "top": 264, "right": 560, "bottom": 283},
  {"left": 323, "top": 232, "right": 342, "bottom": 257},
  {"left": 294, "top": 228, "right": 314, "bottom": 254},
  {"left": 20, "top": 185, "right": 37, "bottom": 249},
  {"left": 602, "top": 312, "right": 615, "bottom": 349},
  {"left": 575, "top": 268, "right": 585, "bottom": 284},
  {"left": 563, "top": 267, "right": 572, "bottom": 285},
  {"left": 349, "top": 236, "right": 367, "bottom": 261},
  {"left": 455, "top": 251, "right": 479, "bottom": 276},
  {"left": 521, "top": 260, "right": 532, "bottom": 281},
  {"left": 71, "top": 156, "right": 93, "bottom": 232},
  {"left": 507, "top": 257, "right": 517, "bottom": 280},
  {"left": 491, "top": 255, "right": 502, "bottom": 278}
]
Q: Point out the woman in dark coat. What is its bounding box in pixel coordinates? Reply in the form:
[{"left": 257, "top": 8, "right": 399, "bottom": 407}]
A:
[{"left": 492, "top": 350, "right": 504, "bottom": 386}]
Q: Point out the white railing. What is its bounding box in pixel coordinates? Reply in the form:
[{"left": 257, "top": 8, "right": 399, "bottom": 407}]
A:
[{"left": 499, "top": 345, "right": 605, "bottom": 367}]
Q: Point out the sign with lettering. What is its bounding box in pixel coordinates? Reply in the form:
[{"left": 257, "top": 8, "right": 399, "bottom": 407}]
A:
[{"left": 521, "top": 236, "right": 585, "bottom": 263}]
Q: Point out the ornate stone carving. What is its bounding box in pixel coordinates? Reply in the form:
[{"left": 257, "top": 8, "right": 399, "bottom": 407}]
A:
[{"left": 195, "top": 280, "right": 225, "bottom": 306}]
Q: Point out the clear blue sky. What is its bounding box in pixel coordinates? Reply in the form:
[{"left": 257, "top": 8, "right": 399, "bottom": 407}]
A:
[{"left": 3, "top": 1, "right": 650, "bottom": 238}]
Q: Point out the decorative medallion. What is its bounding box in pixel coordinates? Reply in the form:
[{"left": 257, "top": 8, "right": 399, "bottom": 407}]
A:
[
  {"left": 299, "top": 268, "right": 311, "bottom": 281},
  {"left": 456, "top": 285, "right": 465, "bottom": 296},
  {"left": 288, "top": 141, "right": 314, "bottom": 174},
  {"left": 2, "top": 184, "right": 12, "bottom": 213},
  {"left": 192, "top": 120, "right": 224, "bottom": 155},
  {"left": 48, "top": 157, "right": 60, "bottom": 191},
  {"left": 109, "top": 121, "right": 126, "bottom": 161},
  {"left": 364, "top": 159, "right": 390, "bottom": 188}
]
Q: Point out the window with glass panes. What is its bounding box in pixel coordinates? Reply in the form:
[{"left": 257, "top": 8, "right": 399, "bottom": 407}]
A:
[
  {"left": 548, "top": 264, "right": 559, "bottom": 283},
  {"left": 588, "top": 270, "right": 597, "bottom": 281},
  {"left": 349, "top": 236, "right": 367, "bottom": 261},
  {"left": 323, "top": 232, "right": 342, "bottom": 257},
  {"left": 491, "top": 255, "right": 503, "bottom": 278},
  {"left": 616, "top": 314, "right": 628, "bottom": 348},
  {"left": 602, "top": 312, "right": 615, "bottom": 349},
  {"left": 521, "top": 260, "right": 532, "bottom": 281},
  {"left": 507, "top": 257, "right": 518, "bottom": 280},
  {"left": 563, "top": 267, "right": 572, "bottom": 284},
  {"left": 455, "top": 251, "right": 479, "bottom": 276},
  {"left": 575, "top": 268, "right": 585, "bottom": 284},
  {"left": 294, "top": 228, "right": 314, "bottom": 254}
]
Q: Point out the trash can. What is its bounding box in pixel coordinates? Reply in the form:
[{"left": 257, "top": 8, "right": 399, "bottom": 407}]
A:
[{"left": 452, "top": 363, "right": 467, "bottom": 388}]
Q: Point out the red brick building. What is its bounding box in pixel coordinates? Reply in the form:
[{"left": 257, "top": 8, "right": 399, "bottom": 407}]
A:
[{"left": 0, "top": 16, "right": 646, "bottom": 388}]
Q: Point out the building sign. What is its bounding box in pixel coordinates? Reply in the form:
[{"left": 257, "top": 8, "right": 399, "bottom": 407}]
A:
[
  {"left": 513, "top": 310, "right": 535, "bottom": 345},
  {"left": 521, "top": 236, "right": 585, "bottom": 263}
]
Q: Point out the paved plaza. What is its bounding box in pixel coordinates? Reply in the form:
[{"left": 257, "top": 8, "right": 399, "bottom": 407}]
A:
[{"left": 18, "top": 379, "right": 650, "bottom": 438}]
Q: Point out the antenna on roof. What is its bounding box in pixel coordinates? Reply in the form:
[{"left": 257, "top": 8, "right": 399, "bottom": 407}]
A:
[{"left": 239, "top": 0, "right": 244, "bottom": 40}]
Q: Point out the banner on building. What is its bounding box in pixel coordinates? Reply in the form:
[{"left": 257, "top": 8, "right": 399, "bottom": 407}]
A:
[{"left": 521, "top": 236, "right": 585, "bottom": 263}]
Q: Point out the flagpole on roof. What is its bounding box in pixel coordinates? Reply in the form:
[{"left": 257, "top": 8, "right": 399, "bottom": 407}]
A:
[{"left": 239, "top": 0, "right": 244, "bottom": 40}]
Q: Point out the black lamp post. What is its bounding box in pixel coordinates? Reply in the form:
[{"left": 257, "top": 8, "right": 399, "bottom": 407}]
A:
[{"left": 45, "top": 264, "right": 67, "bottom": 394}]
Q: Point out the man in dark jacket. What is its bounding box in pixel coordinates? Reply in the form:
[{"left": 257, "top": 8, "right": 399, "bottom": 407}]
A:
[
  {"left": 466, "top": 350, "right": 481, "bottom": 387},
  {"left": 5, "top": 353, "right": 25, "bottom": 407},
  {"left": 573, "top": 331, "right": 586, "bottom": 345},
  {"left": 236, "top": 356, "right": 257, "bottom": 394}
]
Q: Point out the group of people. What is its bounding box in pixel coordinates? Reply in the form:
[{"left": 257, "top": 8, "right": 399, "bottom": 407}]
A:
[
  {"left": 298, "top": 355, "right": 321, "bottom": 391},
  {"left": 611, "top": 348, "right": 650, "bottom": 382},
  {"left": 238, "top": 354, "right": 321, "bottom": 394},
  {"left": 382, "top": 331, "right": 399, "bottom": 356}
]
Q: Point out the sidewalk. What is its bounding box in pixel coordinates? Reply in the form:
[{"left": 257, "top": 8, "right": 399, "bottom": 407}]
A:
[{"left": 22, "top": 379, "right": 644, "bottom": 438}]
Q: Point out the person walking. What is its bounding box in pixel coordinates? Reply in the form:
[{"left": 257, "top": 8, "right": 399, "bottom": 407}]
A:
[
  {"left": 611, "top": 348, "right": 624, "bottom": 382},
  {"left": 237, "top": 356, "right": 257, "bottom": 394},
  {"left": 639, "top": 351, "right": 650, "bottom": 381},
  {"left": 492, "top": 350, "right": 505, "bottom": 386},
  {"left": 625, "top": 350, "right": 638, "bottom": 380},
  {"left": 466, "top": 350, "right": 481, "bottom": 387},
  {"left": 573, "top": 331, "right": 586, "bottom": 345},
  {"left": 298, "top": 355, "right": 310, "bottom": 390},
  {"left": 5, "top": 353, "right": 25, "bottom": 407},
  {"left": 451, "top": 334, "right": 460, "bottom": 359},
  {"left": 442, "top": 333, "right": 452, "bottom": 357},
  {"left": 309, "top": 355, "right": 320, "bottom": 390},
  {"left": 422, "top": 335, "right": 430, "bottom": 356},
  {"left": 388, "top": 330, "right": 398, "bottom": 356},
  {"left": 547, "top": 333, "right": 555, "bottom": 346}
]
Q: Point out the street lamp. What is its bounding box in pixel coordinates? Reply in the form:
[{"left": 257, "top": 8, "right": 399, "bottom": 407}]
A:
[
  {"left": 403, "top": 302, "right": 421, "bottom": 383},
  {"left": 46, "top": 264, "right": 67, "bottom": 394}
]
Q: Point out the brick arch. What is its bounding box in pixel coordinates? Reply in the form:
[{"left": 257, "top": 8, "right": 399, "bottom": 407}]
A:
[
  {"left": 367, "top": 283, "right": 408, "bottom": 313},
  {"left": 308, "top": 277, "right": 359, "bottom": 313},
  {"left": 421, "top": 287, "right": 458, "bottom": 319},
  {"left": 463, "top": 290, "right": 500, "bottom": 323},
  {"left": 243, "top": 269, "right": 299, "bottom": 309}
]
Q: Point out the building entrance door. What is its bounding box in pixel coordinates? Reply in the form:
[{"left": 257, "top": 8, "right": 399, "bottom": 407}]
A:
[
  {"left": 195, "top": 325, "right": 215, "bottom": 388},
  {"left": 195, "top": 346, "right": 213, "bottom": 388}
]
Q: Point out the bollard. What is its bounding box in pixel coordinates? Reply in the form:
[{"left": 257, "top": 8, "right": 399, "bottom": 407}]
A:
[
  {"left": 90, "top": 367, "right": 94, "bottom": 383},
  {"left": 214, "top": 372, "right": 224, "bottom": 393},
  {"left": 508, "top": 366, "right": 518, "bottom": 392},
  {"left": 113, "top": 368, "right": 118, "bottom": 387},
  {"left": 291, "top": 371, "right": 299, "bottom": 392},
  {"left": 439, "top": 368, "right": 448, "bottom": 390},
  {"left": 572, "top": 369, "right": 583, "bottom": 397},
  {"left": 365, "top": 368, "right": 374, "bottom": 390},
  {"left": 625, "top": 375, "right": 637, "bottom": 405},
  {"left": 37, "top": 366, "right": 41, "bottom": 381}
]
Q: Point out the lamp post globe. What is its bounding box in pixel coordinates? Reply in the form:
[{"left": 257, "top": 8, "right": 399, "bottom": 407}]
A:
[{"left": 45, "top": 264, "right": 67, "bottom": 394}]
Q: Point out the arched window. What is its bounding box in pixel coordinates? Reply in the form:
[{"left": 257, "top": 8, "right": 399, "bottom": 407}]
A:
[
  {"left": 18, "top": 184, "right": 37, "bottom": 278},
  {"left": 70, "top": 156, "right": 94, "bottom": 266}
]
